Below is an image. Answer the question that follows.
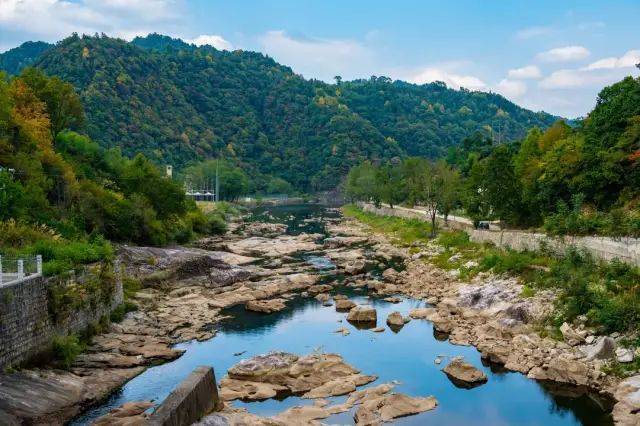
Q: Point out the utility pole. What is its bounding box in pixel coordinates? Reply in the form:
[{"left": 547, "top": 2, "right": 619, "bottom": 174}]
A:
[{"left": 215, "top": 159, "right": 220, "bottom": 202}]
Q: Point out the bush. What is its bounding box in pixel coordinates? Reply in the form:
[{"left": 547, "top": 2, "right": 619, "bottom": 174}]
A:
[
  {"left": 110, "top": 301, "right": 138, "bottom": 322},
  {"left": 51, "top": 334, "right": 84, "bottom": 369},
  {"left": 206, "top": 212, "right": 227, "bottom": 235},
  {"left": 438, "top": 231, "right": 470, "bottom": 249}
]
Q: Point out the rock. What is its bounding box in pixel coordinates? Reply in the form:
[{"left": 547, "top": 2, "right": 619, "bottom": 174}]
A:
[
  {"left": 323, "top": 236, "right": 368, "bottom": 249},
  {"left": 442, "top": 359, "right": 488, "bottom": 389},
  {"left": 333, "top": 294, "right": 348, "bottom": 300},
  {"left": 354, "top": 393, "right": 438, "bottom": 424},
  {"left": 226, "top": 234, "right": 320, "bottom": 258},
  {"left": 386, "top": 312, "right": 405, "bottom": 327},
  {"left": 345, "top": 259, "right": 368, "bottom": 275},
  {"left": 347, "top": 306, "right": 377, "bottom": 323},
  {"left": 585, "top": 335, "right": 596, "bottom": 345},
  {"left": 463, "top": 260, "right": 478, "bottom": 268},
  {"left": 582, "top": 336, "right": 616, "bottom": 361},
  {"left": 371, "top": 327, "right": 385, "bottom": 333},
  {"left": 307, "top": 284, "right": 332, "bottom": 295},
  {"left": 612, "top": 375, "right": 640, "bottom": 426},
  {"left": 0, "top": 368, "right": 145, "bottom": 425},
  {"left": 221, "top": 352, "right": 376, "bottom": 400},
  {"left": 92, "top": 401, "right": 154, "bottom": 425},
  {"left": 315, "top": 293, "right": 330, "bottom": 303},
  {"left": 245, "top": 299, "right": 287, "bottom": 314},
  {"left": 335, "top": 299, "right": 356, "bottom": 311},
  {"left": 382, "top": 268, "right": 398, "bottom": 282},
  {"left": 409, "top": 307, "right": 436, "bottom": 319},
  {"left": 616, "top": 347, "right": 635, "bottom": 363},
  {"left": 242, "top": 222, "right": 287, "bottom": 238},
  {"left": 384, "top": 296, "right": 401, "bottom": 304},
  {"left": 335, "top": 327, "right": 350, "bottom": 336},
  {"left": 560, "top": 322, "right": 586, "bottom": 346}
]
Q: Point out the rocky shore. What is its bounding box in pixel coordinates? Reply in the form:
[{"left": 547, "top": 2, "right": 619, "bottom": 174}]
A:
[{"left": 1, "top": 210, "right": 638, "bottom": 425}]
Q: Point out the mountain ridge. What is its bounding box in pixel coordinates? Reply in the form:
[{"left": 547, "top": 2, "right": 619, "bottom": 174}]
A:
[{"left": 0, "top": 33, "right": 560, "bottom": 190}]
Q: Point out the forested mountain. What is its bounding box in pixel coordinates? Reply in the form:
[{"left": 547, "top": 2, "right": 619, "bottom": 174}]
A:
[
  {"left": 0, "top": 41, "right": 53, "bottom": 75},
  {"left": 0, "top": 34, "right": 558, "bottom": 191}
]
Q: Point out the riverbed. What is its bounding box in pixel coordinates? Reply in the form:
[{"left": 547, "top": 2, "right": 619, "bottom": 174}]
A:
[{"left": 75, "top": 205, "right": 613, "bottom": 425}]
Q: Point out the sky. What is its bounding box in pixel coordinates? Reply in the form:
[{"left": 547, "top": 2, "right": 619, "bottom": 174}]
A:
[{"left": 1, "top": 0, "right": 639, "bottom": 118}]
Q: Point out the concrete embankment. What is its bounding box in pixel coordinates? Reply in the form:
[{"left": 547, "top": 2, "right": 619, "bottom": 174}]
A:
[
  {"left": 149, "top": 366, "right": 221, "bottom": 426},
  {"left": 359, "top": 203, "right": 640, "bottom": 266}
]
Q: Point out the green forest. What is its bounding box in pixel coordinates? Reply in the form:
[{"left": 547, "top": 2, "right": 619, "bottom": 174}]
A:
[
  {"left": 0, "top": 33, "right": 557, "bottom": 192},
  {"left": 346, "top": 73, "right": 640, "bottom": 237},
  {"left": 0, "top": 69, "right": 226, "bottom": 275}
]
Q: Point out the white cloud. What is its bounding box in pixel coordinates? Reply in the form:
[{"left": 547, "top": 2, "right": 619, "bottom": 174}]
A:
[
  {"left": 0, "top": 0, "right": 184, "bottom": 42},
  {"left": 539, "top": 69, "right": 592, "bottom": 89},
  {"left": 507, "top": 65, "right": 542, "bottom": 80},
  {"left": 405, "top": 67, "right": 486, "bottom": 90},
  {"left": 537, "top": 45, "right": 590, "bottom": 62},
  {"left": 185, "top": 34, "right": 233, "bottom": 50},
  {"left": 584, "top": 49, "right": 640, "bottom": 70},
  {"left": 258, "top": 30, "right": 375, "bottom": 81},
  {"left": 515, "top": 26, "right": 554, "bottom": 40},
  {"left": 495, "top": 79, "right": 527, "bottom": 99}
]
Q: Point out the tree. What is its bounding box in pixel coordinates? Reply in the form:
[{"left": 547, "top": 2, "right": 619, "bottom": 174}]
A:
[
  {"left": 376, "top": 163, "right": 405, "bottom": 208},
  {"left": 434, "top": 160, "right": 461, "bottom": 224},
  {"left": 20, "top": 67, "right": 84, "bottom": 138}
]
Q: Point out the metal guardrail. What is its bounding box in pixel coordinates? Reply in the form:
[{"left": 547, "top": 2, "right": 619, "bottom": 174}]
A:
[{"left": 0, "top": 255, "right": 42, "bottom": 286}]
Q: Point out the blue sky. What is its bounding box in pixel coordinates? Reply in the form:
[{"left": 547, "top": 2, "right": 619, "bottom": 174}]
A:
[{"left": 1, "top": 0, "right": 639, "bottom": 117}]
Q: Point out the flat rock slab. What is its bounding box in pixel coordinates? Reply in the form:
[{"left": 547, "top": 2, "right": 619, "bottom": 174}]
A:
[
  {"left": 245, "top": 299, "right": 287, "bottom": 314},
  {"left": 0, "top": 367, "right": 144, "bottom": 425},
  {"left": 442, "top": 359, "right": 488, "bottom": 389},
  {"left": 347, "top": 306, "right": 377, "bottom": 323},
  {"left": 220, "top": 352, "right": 375, "bottom": 401}
]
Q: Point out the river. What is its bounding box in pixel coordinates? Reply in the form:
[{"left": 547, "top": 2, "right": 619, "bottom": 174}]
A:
[{"left": 74, "top": 204, "right": 613, "bottom": 425}]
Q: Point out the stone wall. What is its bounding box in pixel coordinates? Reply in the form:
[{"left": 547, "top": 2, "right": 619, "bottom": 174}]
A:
[
  {"left": 359, "top": 203, "right": 640, "bottom": 266},
  {"left": 0, "top": 268, "right": 123, "bottom": 370},
  {"left": 149, "top": 366, "right": 221, "bottom": 426}
]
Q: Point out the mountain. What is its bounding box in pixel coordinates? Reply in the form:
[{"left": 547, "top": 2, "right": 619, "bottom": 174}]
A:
[
  {"left": 0, "top": 41, "right": 53, "bottom": 75},
  {"left": 0, "top": 34, "right": 559, "bottom": 191}
]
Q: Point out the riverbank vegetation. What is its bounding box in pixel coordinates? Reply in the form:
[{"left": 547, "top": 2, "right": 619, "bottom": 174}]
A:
[
  {"left": 344, "top": 205, "right": 640, "bottom": 341},
  {"left": 0, "top": 69, "right": 225, "bottom": 274},
  {"left": 346, "top": 74, "right": 640, "bottom": 238}
]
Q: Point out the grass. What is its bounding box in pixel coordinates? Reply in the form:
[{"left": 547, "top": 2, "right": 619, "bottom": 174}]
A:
[{"left": 342, "top": 204, "right": 433, "bottom": 246}]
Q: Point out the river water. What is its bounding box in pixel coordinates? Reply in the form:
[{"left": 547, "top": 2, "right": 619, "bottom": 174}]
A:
[{"left": 75, "top": 204, "right": 613, "bottom": 425}]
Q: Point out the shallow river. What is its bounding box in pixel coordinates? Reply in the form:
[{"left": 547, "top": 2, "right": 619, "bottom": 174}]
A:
[{"left": 75, "top": 205, "right": 613, "bottom": 425}]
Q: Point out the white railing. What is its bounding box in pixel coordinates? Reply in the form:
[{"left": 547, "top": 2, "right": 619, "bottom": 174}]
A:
[{"left": 0, "top": 255, "right": 42, "bottom": 286}]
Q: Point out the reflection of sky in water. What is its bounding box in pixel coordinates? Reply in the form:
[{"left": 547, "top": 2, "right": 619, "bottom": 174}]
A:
[{"left": 74, "top": 205, "right": 613, "bottom": 425}]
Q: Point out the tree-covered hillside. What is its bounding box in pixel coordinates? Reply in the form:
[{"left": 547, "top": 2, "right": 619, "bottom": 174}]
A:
[
  {"left": 0, "top": 41, "right": 53, "bottom": 75},
  {"left": 0, "top": 34, "right": 558, "bottom": 191}
]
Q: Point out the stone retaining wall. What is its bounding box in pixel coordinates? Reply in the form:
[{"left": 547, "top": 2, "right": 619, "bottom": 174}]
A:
[
  {"left": 0, "top": 267, "right": 123, "bottom": 370},
  {"left": 149, "top": 366, "right": 221, "bottom": 426},
  {"left": 359, "top": 203, "right": 640, "bottom": 266}
]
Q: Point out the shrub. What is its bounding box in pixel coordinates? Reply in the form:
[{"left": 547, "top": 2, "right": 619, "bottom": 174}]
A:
[
  {"left": 110, "top": 301, "right": 138, "bottom": 322},
  {"left": 438, "top": 231, "right": 470, "bottom": 249},
  {"left": 51, "top": 334, "right": 84, "bottom": 369}
]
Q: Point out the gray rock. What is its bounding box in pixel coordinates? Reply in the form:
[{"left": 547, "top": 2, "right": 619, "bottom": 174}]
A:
[
  {"left": 616, "top": 347, "right": 634, "bottom": 363},
  {"left": 582, "top": 336, "right": 616, "bottom": 361}
]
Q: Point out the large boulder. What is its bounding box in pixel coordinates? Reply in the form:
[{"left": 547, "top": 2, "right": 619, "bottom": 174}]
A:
[
  {"left": 560, "top": 322, "right": 586, "bottom": 346},
  {"left": 442, "top": 359, "right": 488, "bottom": 389},
  {"left": 354, "top": 393, "right": 438, "bottom": 424},
  {"left": 582, "top": 336, "right": 616, "bottom": 361},
  {"left": 386, "top": 312, "right": 407, "bottom": 327},
  {"left": 335, "top": 299, "right": 356, "bottom": 311},
  {"left": 245, "top": 299, "right": 286, "bottom": 314},
  {"left": 220, "top": 352, "right": 376, "bottom": 402},
  {"left": 347, "top": 306, "right": 377, "bottom": 323}
]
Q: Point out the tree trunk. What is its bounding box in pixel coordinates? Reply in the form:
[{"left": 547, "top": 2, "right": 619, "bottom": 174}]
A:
[{"left": 430, "top": 210, "right": 437, "bottom": 237}]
